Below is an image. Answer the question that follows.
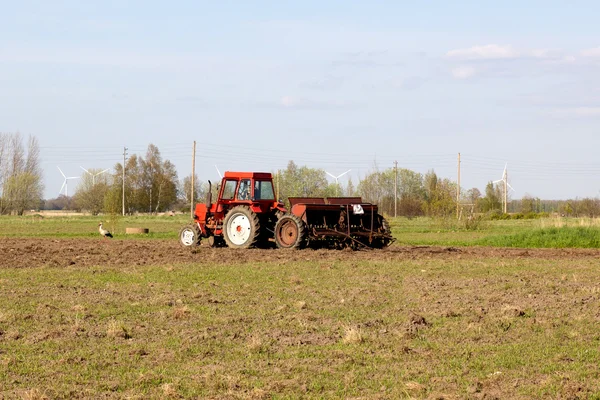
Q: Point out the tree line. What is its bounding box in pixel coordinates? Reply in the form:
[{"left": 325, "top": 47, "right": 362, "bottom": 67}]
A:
[{"left": 3, "top": 133, "right": 600, "bottom": 218}]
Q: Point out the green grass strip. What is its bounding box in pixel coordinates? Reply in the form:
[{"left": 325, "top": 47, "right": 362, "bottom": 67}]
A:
[{"left": 476, "top": 227, "right": 600, "bottom": 248}]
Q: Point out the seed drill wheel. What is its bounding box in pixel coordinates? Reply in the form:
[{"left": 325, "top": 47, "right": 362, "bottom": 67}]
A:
[
  {"left": 371, "top": 216, "right": 393, "bottom": 249},
  {"left": 179, "top": 224, "right": 201, "bottom": 247},
  {"left": 223, "top": 206, "right": 260, "bottom": 249},
  {"left": 274, "top": 214, "right": 306, "bottom": 249}
]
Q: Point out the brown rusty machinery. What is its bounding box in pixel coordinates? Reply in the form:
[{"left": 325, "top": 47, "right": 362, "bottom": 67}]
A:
[{"left": 179, "top": 171, "right": 394, "bottom": 250}]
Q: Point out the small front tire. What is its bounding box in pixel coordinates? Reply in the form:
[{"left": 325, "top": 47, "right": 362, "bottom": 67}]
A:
[{"left": 179, "top": 224, "right": 201, "bottom": 247}]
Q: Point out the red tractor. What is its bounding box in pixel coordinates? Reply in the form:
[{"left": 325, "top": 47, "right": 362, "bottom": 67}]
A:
[{"left": 179, "top": 171, "right": 394, "bottom": 249}]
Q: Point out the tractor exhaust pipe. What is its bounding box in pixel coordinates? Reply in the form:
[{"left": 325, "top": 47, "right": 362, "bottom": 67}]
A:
[{"left": 206, "top": 180, "right": 212, "bottom": 209}]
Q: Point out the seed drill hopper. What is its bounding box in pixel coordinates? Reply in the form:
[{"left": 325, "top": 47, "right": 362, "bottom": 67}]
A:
[{"left": 274, "top": 197, "right": 393, "bottom": 249}]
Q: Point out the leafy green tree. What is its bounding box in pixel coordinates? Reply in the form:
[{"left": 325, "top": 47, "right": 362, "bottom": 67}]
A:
[
  {"left": 422, "top": 170, "right": 456, "bottom": 217},
  {"left": 73, "top": 169, "right": 111, "bottom": 215},
  {"left": 398, "top": 169, "right": 424, "bottom": 217},
  {"left": 479, "top": 182, "right": 502, "bottom": 212},
  {"left": 520, "top": 194, "right": 536, "bottom": 214},
  {"left": 107, "top": 144, "right": 178, "bottom": 214},
  {"left": 276, "top": 161, "right": 329, "bottom": 206},
  {"left": 176, "top": 174, "right": 209, "bottom": 210},
  {"left": 346, "top": 178, "right": 356, "bottom": 197},
  {"left": 573, "top": 198, "right": 600, "bottom": 217},
  {"left": 465, "top": 188, "right": 482, "bottom": 212},
  {"left": 357, "top": 169, "right": 395, "bottom": 215}
]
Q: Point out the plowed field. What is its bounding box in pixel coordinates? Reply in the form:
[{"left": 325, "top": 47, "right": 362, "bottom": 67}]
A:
[
  {"left": 2, "top": 237, "right": 600, "bottom": 398},
  {"left": 2, "top": 237, "right": 599, "bottom": 269}
]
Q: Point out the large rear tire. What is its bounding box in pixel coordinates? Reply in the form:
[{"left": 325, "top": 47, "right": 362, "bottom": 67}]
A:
[
  {"left": 179, "top": 224, "right": 201, "bottom": 247},
  {"left": 274, "top": 214, "right": 307, "bottom": 249},
  {"left": 223, "top": 206, "right": 260, "bottom": 249}
]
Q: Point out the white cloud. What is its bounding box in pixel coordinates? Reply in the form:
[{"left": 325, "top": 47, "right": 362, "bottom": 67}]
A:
[
  {"left": 529, "top": 49, "right": 564, "bottom": 59},
  {"left": 554, "top": 107, "right": 600, "bottom": 118},
  {"left": 392, "top": 76, "right": 428, "bottom": 91},
  {"left": 569, "top": 107, "right": 600, "bottom": 117},
  {"left": 452, "top": 66, "right": 476, "bottom": 79},
  {"left": 529, "top": 49, "right": 576, "bottom": 64},
  {"left": 446, "top": 44, "right": 518, "bottom": 60},
  {"left": 301, "top": 75, "right": 344, "bottom": 90},
  {"left": 278, "top": 95, "right": 353, "bottom": 110},
  {"left": 280, "top": 96, "right": 300, "bottom": 107},
  {"left": 581, "top": 47, "right": 600, "bottom": 57}
]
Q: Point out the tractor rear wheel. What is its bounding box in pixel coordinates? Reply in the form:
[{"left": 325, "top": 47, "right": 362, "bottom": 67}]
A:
[
  {"left": 179, "top": 224, "right": 201, "bottom": 247},
  {"left": 223, "top": 206, "right": 260, "bottom": 249},
  {"left": 274, "top": 214, "right": 306, "bottom": 249}
]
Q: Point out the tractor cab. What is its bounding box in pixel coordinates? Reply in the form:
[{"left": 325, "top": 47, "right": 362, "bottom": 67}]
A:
[{"left": 218, "top": 172, "right": 276, "bottom": 204}]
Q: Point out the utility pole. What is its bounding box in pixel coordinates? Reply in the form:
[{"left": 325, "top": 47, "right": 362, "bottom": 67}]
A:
[
  {"left": 122, "top": 146, "right": 128, "bottom": 216},
  {"left": 276, "top": 170, "right": 280, "bottom": 201},
  {"left": 504, "top": 168, "right": 508, "bottom": 214},
  {"left": 191, "top": 140, "right": 196, "bottom": 218},
  {"left": 457, "top": 152, "right": 461, "bottom": 219},
  {"left": 394, "top": 160, "right": 398, "bottom": 218}
]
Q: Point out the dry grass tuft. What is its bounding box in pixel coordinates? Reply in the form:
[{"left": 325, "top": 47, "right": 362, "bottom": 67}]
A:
[
  {"left": 71, "top": 304, "right": 86, "bottom": 312},
  {"left": 173, "top": 305, "right": 191, "bottom": 319},
  {"left": 405, "top": 381, "right": 425, "bottom": 392},
  {"left": 6, "top": 329, "right": 22, "bottom": 341},
  {"left": 0, "top": 311, "right": 7, "bottom": 323},
  {"left": 342, "top": 326, "right": 363, "bottom": 344},
  {"left": 20, "top": 389, "right": 49, "bottom": 400},
  {"left": 295, "top": 301, "right": 307, "bottom": 310},
  {"left": 246, "top": 335, "right": 264, "bottom": 352},
  {"left": 71, "top": 314, "right": 85, "bottom": 334},
  {"left": 541, "top": 216, "right": 600, "bottom": 229},
  {"left": 107, "top": 320, "right": 132, "bottom": 339},
  {"left": 161, "top": 383, "right": 178, "bottom": 398}
]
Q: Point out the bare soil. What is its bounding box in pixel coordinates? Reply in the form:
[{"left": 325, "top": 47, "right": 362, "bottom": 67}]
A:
[
  {"left": 1, "top": 237, "right": 599, "bottom": 269},
  {"left": 2, "top": 237, "right": 600, "bottom": 398}
]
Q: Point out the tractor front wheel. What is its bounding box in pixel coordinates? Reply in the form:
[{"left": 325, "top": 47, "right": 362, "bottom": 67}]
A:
[
  {"left": 223, "top": 206, "right": 260, "bottom": 249},
  {"left": 274, "top": 214, "right": 306, "bottom": 249},
  {"left": 179, "top": 224, "right": 201, "bottom": 247}
]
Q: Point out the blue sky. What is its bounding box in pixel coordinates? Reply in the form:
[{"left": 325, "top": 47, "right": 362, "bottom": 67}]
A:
[{"left": 2, "top": 1, "right": 600, "bottom": 200}]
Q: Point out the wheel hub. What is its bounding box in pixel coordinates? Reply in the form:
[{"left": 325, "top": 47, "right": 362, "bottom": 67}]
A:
[
  {"left": 278, "top": 220, "right": 298, "bottom": 247},
  {"left": 227, "top": 213, "right": 251, "bottom": 245},
  {"left": 181, "top": 229, "right": 195, "bottom": 246}
]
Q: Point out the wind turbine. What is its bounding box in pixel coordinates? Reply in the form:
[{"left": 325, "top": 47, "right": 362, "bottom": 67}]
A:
[
  {"left": 215, "top": 165, "right": 223, "bottom": 179},
  {"left": 326, "top": 169, "right": 351, "bottom": 196},
  {"left": 493, "top": 163, "right": 515, "bottom": 213},
  {"left": 57, "top": 167, "right": 79, "bottom": 197},
  {"left": 80, "top": 166, "right": 109, "bottom": 185}
]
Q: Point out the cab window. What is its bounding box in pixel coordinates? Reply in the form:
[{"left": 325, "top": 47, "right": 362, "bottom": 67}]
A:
[
  {"left": 254, "top": 180, "right": 275, "bottom": 200},
  {"left": 221, "top": 180, "right": 237, "bottom": 200},
  {"left": 237, "top": 179, "right": 251, "bottom": 200}
]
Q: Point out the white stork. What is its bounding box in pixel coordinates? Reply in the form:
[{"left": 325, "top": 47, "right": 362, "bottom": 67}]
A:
[{"left": 98, "top": 222, "right": 113, "bottom": 238}]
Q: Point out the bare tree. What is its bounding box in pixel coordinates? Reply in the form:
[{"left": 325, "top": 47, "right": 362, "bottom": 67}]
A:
[{"left": 0, "top": 133, "right": 44, "bottom": 214}]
